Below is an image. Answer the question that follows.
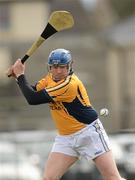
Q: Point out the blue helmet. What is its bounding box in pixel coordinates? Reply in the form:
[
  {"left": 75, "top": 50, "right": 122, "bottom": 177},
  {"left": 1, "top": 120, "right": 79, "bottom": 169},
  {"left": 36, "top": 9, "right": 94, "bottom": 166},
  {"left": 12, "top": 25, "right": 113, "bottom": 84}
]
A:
[{"left": 48, "top": 48, "right": 72, "bottom": 66}]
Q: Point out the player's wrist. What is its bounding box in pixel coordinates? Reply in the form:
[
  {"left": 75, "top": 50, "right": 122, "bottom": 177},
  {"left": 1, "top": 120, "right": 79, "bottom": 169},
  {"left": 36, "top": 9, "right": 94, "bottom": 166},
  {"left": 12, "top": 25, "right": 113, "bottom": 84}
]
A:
[{"left": 16, "top": 73, "right": 24, "bottom": 78}]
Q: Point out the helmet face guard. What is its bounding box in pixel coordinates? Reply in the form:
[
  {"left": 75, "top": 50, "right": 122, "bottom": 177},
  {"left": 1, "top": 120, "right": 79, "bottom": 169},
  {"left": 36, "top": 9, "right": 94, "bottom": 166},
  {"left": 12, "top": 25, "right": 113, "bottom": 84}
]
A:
[{"left": 48, "top": 48, "right": 73, "bottom": 73}]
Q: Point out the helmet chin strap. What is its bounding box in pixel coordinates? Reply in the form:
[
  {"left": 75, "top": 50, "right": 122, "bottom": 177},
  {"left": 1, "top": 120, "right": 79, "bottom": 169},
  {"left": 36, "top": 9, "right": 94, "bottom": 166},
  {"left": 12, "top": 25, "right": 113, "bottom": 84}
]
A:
[
  {"left": 68, "top": 61, "right": 74, "bottom": 75},
  {"left": 47, "top": 64, "right": 50, "bottom": 73}
]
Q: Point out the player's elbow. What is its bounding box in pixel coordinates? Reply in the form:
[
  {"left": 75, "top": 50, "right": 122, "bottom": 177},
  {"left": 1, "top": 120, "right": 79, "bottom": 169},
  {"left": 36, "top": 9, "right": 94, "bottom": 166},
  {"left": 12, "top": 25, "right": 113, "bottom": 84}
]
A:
[
  {"left": 24, "top": 95, "right": 39, "bottom": 105},
  {"left": 23, "top": 91, "right": 53, "bottom": 105},
  {"left": 26, "top": 98, "right": 37, "bottom": 105}
]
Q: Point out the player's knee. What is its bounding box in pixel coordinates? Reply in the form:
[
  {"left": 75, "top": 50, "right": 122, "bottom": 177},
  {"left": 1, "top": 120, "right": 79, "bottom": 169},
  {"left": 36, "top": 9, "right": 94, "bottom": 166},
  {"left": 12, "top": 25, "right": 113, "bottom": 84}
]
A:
[
  {"left": 43, "top": 173, "right": 59, "bottom": 180},
  {"left": 105, "top": 174, "right": 124, "bottom": 180},
  {"left": 43, "top": 174, "right": 53, "bottom": 180}
]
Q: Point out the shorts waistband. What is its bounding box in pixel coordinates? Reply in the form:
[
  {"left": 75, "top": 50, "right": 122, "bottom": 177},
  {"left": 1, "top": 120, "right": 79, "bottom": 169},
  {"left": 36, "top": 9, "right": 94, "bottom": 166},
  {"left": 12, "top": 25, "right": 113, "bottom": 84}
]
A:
[{"left": 60, "top": 118, "right": 100, "bottom": 137}]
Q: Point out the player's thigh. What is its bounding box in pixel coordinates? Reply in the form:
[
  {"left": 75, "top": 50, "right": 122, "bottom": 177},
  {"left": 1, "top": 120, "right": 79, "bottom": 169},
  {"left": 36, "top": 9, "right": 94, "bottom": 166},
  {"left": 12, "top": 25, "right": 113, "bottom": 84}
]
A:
[
  {"left": 43, "top": 152, "right": 78, "bottom": 179},
  {"left": 93, "top": 150, "right": 121, "bottom": 179}
]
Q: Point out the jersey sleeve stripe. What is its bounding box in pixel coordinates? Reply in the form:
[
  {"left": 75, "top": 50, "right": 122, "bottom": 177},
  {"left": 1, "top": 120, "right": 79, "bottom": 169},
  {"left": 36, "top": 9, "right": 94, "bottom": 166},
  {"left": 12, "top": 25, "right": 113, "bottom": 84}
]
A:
[{"left": 77, "top": 86, "right": 83, "bottom": 100}]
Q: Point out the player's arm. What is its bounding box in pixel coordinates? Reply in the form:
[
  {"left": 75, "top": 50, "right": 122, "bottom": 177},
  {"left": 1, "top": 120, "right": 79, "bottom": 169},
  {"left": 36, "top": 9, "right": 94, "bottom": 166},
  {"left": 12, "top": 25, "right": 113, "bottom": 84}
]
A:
[
  {"left": 17, "top": 75, "right": 53, "bottom": 105},
  {"left": 13, "top": 59, "right": 53, "bottom": 105}
]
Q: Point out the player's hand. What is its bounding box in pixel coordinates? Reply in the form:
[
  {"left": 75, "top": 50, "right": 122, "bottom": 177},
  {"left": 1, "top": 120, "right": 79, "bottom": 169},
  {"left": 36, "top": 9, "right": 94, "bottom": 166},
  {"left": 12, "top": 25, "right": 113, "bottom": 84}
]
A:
[
  {"left": 13, "top": 59, "right": 25, "bottom": 78},
  {"left": 6, "top": 65, "right": 16, "bottom": 78}
]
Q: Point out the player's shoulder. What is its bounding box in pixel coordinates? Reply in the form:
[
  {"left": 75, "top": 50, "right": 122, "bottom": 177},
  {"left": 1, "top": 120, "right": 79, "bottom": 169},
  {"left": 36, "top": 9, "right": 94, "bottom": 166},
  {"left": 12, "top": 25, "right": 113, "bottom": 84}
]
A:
[
  {"left": 71, "top": 73, "right": 82, "bottom": 84},
  {"left": 38, "top": 73, "right": 51, "bottom": 82},
  {"left": 66, "top": 73, "right": 81, "bottom": 90},
  {"left": 36, "top": 74, "right": 50, "bottom": 90}
]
